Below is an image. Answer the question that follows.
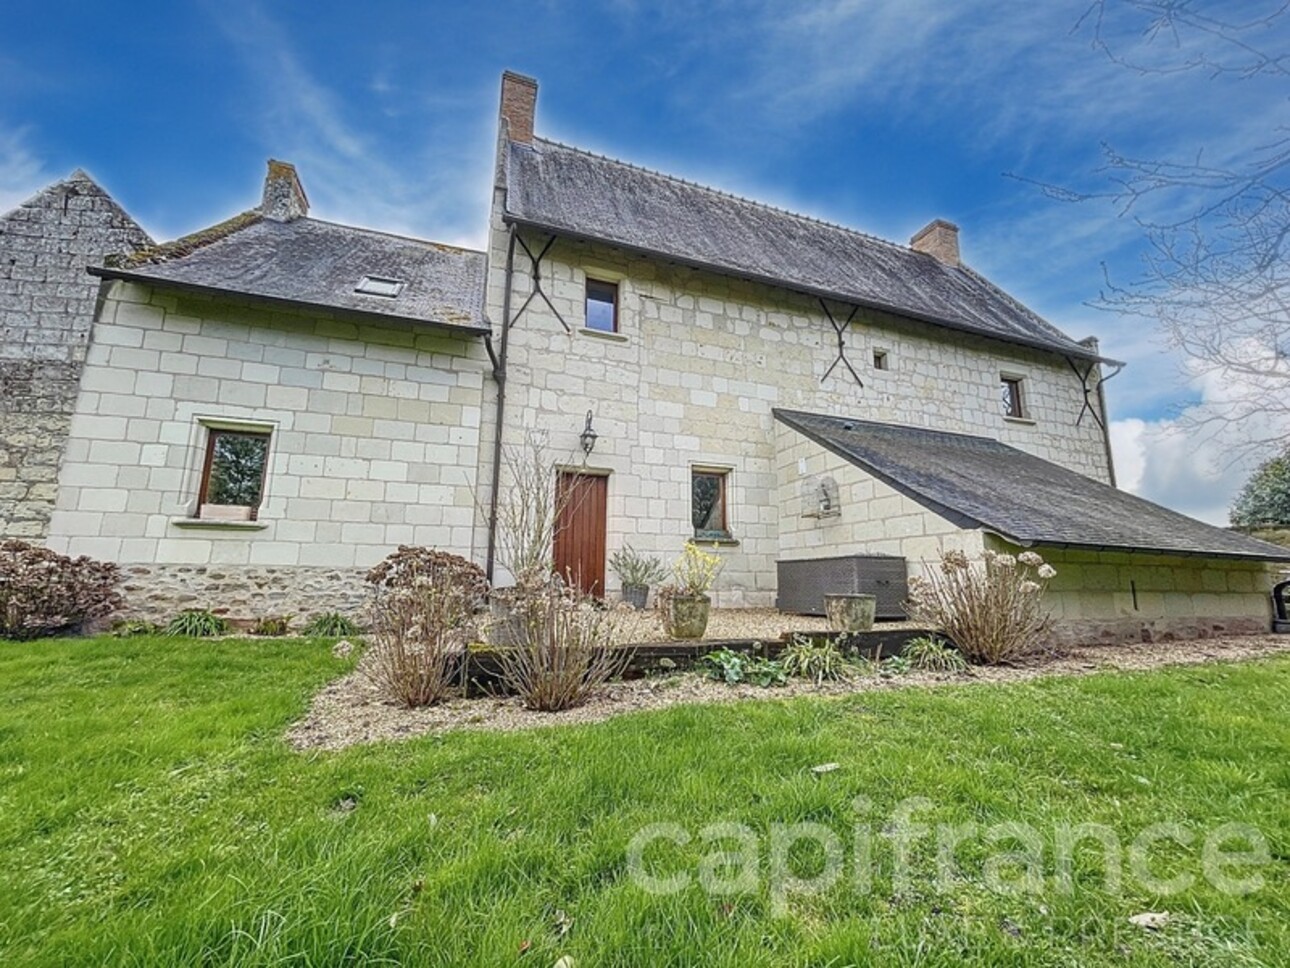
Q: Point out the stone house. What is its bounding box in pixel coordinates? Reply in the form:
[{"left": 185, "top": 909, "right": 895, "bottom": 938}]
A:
[
  {"left": 8, "top": 71, "right": 1289, "bottom": 638},
  {"left": 476, "top": 72, "right": 1288, "bottom": 642},
  {"left": 35, "top": 163, "right": 491, "bottom": 617}
]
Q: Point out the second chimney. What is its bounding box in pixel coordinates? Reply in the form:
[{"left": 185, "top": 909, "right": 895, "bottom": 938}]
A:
[
  {"left": 910, "top": 219, "right": 960, "bottom": 267},
  {"left": 261, "top": 159, "right": 309, "bottom": 222},
  {"left": 499, "top": 71, "right": 538, "bottom": 144}
]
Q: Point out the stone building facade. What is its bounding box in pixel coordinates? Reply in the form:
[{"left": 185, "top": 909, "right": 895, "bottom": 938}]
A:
[
  {"left": 475, "top": 74, "right": 1118, "bottom": 608},
  {"left": 0, "top": 172, "right": 151, "bottom": 538},
  {"left": 10, "top": 72, "right": 1289, "bottom": 637},
  {"left": 39, "top": 164, "right": 492, "bottom": 621}
]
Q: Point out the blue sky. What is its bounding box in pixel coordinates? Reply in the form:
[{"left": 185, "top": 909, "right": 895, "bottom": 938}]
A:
[{"left": 3, "top": 1, "right": 1284, "bottom": 522}]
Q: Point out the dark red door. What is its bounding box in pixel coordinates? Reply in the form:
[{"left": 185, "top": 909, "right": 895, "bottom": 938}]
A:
[{"left": 554, "top": 472, "right": 607, "bottom": 597}]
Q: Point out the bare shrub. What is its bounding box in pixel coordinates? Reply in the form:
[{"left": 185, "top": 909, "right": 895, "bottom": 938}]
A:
[
  {"left": 0, "top": 539, "right": 121, "bottom": 639},
  {"left": 905, "top": 550, "right": 1057, "bottom": 665},
  {"left": 366, "top": 546, "right": 488, "bottom": 602},
  {"left": 484, "top": 434, "right": 631, "bottom": 710},
  {"left": 493, "top": 432, "right": 570, "bottom": 589},
  {"left": 364, "top": 547, "right": 487, "bottom": 708},
  {"left": 492, "top": 580, "right": 631, "bottom": 711}
]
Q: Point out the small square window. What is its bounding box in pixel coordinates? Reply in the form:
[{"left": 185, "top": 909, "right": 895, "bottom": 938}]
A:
[
  {"left": 1000, "top": 377, "right": 1025, "bottom": 418},
  {"left": 585, "top": 279, "right": 618, "bottom": 333},
  {"left": 198, "top": 429, "right": 271, "bottom": 521},
  {"left": 692, "top": 469, "right": 730, "bottom": 540},
  {"left": 873, "top": 350, "right": 889, "bottom": 370}
]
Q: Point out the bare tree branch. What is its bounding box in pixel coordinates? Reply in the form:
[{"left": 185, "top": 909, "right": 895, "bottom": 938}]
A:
[{"left": 1032, "top": 2, "right": 1290, "bottom": 455}]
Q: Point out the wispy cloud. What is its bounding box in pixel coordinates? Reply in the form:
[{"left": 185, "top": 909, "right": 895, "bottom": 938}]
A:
[
  {"left": 0, "top": 122, "right": 49, "bottom": 214},
  {"left": 204, "top": 1, "right": 493, "bottom": 247}
]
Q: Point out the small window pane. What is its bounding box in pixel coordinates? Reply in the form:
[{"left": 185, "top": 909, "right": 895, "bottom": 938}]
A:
[
  {"left": 204, "top": 431, "right": 270, "bottom": 508},
  {"left": 355, "top": 275, "right": 404, "bottom": 297},
  {"left": 1001, "top": 378, "right": 1024, "bottom": 418},
  {"left": 586, "top": 279, "right": 618, "bottom": 333},
  {"left": 692, "top": 471, "right": 728, "bottom": 538},
  {"left": 873, "top": 350, "right": 888, "bottom": 370}
]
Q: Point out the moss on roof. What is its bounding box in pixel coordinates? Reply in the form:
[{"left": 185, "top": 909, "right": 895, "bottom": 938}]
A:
[{"left": 107, "top": 210, "right": 263, "bottom": 268}]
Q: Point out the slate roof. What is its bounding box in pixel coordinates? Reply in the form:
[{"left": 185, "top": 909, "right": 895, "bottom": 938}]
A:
[
  {"left": 774, "top": 409, "right": 1290, "bottom": 562},
  {"left": 506, "top": 138, "right": 1112, "bottom": 363},
  {"left": 93, "top": 215, "right": 489, "bottom": 334}
]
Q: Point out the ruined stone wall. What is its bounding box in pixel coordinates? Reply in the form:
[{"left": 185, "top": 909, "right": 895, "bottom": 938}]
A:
[{"left": 0, "top": 172, "right": 150, "bottom": 538}]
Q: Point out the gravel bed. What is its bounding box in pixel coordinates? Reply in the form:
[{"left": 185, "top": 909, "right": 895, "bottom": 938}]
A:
[
  {"left": 607, "top": 607, "right": 919, "bottom": 645},
  {"left": 287, "top": 634, "right": 1290, "bottom": 751}
]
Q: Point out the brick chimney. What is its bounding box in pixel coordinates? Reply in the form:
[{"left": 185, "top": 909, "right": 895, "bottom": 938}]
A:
[
  {"left": 261, "top": 159, "right": 309, "bottom": 222},
  {"left": 910, "top": 219, "right": 960, "bottom": 267},
  {"left": 499, "top": 71, "right": 538, "bottom": 145}
]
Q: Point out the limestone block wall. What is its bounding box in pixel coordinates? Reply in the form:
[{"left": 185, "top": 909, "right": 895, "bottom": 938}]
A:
[
  {"left": 479, "top": 212, "right": 1113, "bottom": 605},
  {"left": 1004, "top": 541, "right": 1277, "bottom": 645},
  {"left": 0, "top": 173, "right": 151, "bottom": 538},
  {"left": 774, "top": 423, "right": 984, "bottom": 567},
  {"left": 46, "top": 280, "right": 490, "bottom": 618}
]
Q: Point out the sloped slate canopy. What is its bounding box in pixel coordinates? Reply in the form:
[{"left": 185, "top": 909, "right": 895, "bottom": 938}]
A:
[
  {"left": 775, "top": 408, "right": 1290, "bottom": 562},
  {"left": 93, "top": 217, "right": 489, "bottom": 334},
  {"left": 506, "top": 138, "right": 1112, "bottom": 363}
]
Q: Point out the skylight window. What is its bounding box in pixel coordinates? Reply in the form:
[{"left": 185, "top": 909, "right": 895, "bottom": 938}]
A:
[{"left": 355, "top": 275, "right": 404, "bottom": 298}]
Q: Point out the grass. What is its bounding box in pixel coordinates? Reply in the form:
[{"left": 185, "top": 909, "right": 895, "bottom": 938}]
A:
[{"left": 0, "top": 636, "right": 1286, "bottom": 966}]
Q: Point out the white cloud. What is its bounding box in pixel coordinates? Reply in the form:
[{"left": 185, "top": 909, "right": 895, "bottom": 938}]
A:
[
  {"left": 207, "top": 1, "right": 493, "bottom": 248},
  {"left": 1110, "top": 361, "right": 1290, "bottom": 524},
  {"left": 0, "top": 123, "right": 49, "bottom": 214}
]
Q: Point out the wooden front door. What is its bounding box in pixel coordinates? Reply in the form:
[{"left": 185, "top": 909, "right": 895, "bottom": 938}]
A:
[{"left": 554, "top": 471, "right": 607, "bottom": 597}]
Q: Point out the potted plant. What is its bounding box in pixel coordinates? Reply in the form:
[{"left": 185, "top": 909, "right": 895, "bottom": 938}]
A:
[
  {"left": 668, "top": 541, "right": 724, "bottom": 639},
  {"left": 609, "top": 544, "right": 667, "bottom": 609}
]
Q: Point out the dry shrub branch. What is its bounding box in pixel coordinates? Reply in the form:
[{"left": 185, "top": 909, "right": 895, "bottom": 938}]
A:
[
  {"left": 364, "top": 547, "right": 487, "bottom": 708},
  {"left": 905, "top": 549, "right": 1056, "bottom": 664},
  {"left": 0, "top": 539, "right": 121, "bottom": 639}
]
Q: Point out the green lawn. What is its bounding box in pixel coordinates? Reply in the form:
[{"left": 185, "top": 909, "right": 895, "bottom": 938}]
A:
[{"left": 1, "top": 637, "right": 1287, "bottom": 967}]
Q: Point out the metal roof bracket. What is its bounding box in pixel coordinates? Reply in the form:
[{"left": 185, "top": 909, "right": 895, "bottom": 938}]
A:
[
  {"left": 819, "top": 299, "right": 863, "bottom": 388},
  {"left": 512, "top": 233, "right": 569, "bottom": 333},
  {"left": 1066, "top": 355, "right": 1123, "bottom": 430}
]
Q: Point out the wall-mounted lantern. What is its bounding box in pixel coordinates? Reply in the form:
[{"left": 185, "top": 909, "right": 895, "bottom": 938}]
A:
[{"left": 579, "top": 410, "right": 598, "bottom": 457}]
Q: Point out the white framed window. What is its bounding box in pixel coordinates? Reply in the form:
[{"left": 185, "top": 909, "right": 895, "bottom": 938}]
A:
[
  {"left": 585, "top": 278, "right": 619, "bottom": 333},
  {"left": 187, "top": 417, "right": 277, "bottom": 522},
  {"left": 691, "top": 465, "right": 732, "bottom": 540}
]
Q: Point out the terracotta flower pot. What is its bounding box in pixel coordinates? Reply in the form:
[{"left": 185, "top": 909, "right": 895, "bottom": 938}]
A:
[
  {"left": 622, "top": 584, "right": 649, "bottom": 610},
  {"left": 669, "top": 594, "right": 711, "bottom": 639},
  {"left": 824, "top": 593, "right": 876, "bottom": 632}
]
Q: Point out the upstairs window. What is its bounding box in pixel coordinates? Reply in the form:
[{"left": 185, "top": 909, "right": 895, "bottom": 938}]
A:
[
  {"left": 692, "top": 468, "right": 730, "bottom": 540},
  {"left": 199, "top": 429, "right": 271, "bottom": 521},
  {"left": 1000, "top": 376, "right": 1025, "bottom": 419},
  {"left": 585, "top": 278, "right": 618, "bottom": 333},
  {"left": 873, "top": 349, "right": 889, "bottom": 370}
]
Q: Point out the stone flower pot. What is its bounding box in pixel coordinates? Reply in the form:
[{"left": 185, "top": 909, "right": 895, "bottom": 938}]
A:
[
  {"left": 622, "top": 583, "right": 649, "bottom": 610},
  {"left": 824, "top": 593, "right": 876, "bottom": 632},
  {"left": 669, "top": 594, "right": 711, "bottom": 639}
]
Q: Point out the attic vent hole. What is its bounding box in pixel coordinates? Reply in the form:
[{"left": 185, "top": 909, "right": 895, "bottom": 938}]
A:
[{"left": 355, "top": 275, "right": 404, "bottom": 298}]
